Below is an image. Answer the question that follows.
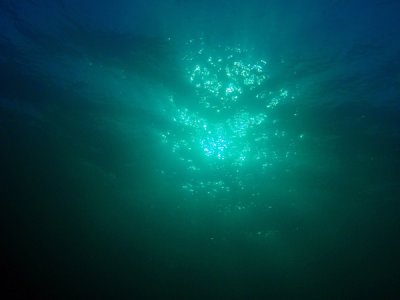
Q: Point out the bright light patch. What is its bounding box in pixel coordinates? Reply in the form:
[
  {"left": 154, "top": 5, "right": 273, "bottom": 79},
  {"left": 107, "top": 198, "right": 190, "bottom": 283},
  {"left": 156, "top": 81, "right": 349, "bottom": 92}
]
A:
[{"left": 158, "top": 38, "right": 300, "bottom": 199}]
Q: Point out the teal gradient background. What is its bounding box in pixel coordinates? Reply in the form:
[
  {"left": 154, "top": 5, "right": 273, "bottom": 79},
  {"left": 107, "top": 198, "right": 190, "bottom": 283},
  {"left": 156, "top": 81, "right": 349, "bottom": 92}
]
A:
[{"left": 1, "top": 1, "right": 400, "bottom": 299}]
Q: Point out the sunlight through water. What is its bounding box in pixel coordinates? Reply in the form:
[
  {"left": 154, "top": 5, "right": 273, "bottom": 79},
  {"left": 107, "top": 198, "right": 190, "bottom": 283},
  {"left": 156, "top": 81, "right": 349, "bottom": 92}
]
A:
[{"left": 158, "top": 38, "right": 302, "bottom": 201}]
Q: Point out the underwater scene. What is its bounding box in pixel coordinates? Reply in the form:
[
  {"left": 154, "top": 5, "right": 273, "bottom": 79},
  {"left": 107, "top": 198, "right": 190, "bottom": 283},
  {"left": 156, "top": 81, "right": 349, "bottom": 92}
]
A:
[{"left": 1, "top": 0, "right": 400, "bottom": 299}]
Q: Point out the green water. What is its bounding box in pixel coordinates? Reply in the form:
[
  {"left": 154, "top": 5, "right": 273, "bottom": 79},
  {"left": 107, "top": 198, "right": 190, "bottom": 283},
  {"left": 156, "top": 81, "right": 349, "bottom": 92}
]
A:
[{"left": 1, "top": 1, "right": 400, "bottom": 299}]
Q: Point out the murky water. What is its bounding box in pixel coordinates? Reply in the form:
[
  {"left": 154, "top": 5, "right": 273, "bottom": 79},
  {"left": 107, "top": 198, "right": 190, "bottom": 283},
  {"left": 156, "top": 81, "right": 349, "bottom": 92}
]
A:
[{"left": 1, "top": 1, "right": 400, "bottom": 299}]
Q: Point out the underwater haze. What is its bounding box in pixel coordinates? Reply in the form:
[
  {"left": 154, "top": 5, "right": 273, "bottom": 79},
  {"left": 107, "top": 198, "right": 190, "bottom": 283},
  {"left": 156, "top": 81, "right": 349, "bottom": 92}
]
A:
[{"left": 1, "top": 0, "right": 400, "bottom": 299}]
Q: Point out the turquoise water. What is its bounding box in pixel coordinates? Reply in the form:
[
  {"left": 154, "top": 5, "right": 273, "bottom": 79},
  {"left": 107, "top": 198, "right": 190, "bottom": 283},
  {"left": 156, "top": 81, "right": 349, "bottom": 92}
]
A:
[{"left": 1, "top": 1, "right": 400, "bottom": 299}]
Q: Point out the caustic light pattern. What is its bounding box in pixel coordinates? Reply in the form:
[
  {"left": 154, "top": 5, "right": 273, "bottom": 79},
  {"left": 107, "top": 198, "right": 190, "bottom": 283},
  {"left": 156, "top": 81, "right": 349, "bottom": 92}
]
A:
[{"left": 159, "top": 39, "right": 301, "bottom": 199}]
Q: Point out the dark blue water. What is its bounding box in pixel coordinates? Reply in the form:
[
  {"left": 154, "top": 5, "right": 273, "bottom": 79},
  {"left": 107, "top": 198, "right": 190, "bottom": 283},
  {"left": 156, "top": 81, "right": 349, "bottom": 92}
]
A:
[{"left": 1, "top": 1, "right": 400, "bottom": 299}]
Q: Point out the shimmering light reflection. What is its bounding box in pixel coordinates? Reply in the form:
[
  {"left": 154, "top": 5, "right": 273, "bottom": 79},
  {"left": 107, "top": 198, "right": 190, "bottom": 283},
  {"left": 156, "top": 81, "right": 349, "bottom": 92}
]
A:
[
  {"left": 159, "top": 38, "right": 300, "bottom": 200},
  {"left": 186, "top": 42, "right": 268, "bottom": 112}
]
